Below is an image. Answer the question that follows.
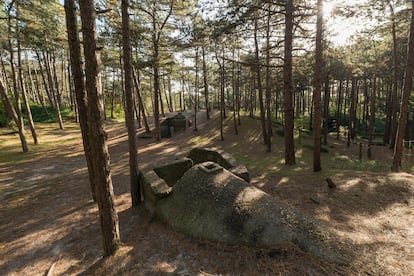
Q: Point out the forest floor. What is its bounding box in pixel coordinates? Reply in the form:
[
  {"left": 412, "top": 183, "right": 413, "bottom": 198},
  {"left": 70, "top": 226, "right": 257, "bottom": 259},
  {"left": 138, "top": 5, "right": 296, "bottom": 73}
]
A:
[{"left": 0, "top": 110, "right": 414, "bottom": 275}]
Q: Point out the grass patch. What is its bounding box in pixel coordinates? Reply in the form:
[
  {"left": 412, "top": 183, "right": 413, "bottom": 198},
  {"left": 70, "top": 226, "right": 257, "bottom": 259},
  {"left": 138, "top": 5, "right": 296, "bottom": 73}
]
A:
[
  {"left": 330, "top": 156, "right": 389, "bottom": 171},
  {"left": 302, "top": 144, "right": 329, "bottom": 153},
  {"left": 0, "top": 122, "right": 81, "bottom": 165}
]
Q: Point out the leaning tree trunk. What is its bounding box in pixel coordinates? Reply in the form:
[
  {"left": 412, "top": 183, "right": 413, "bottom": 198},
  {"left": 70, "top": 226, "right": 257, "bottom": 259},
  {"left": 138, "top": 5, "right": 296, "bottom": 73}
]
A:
[
  {"left": 122, "top": 0, "right": 141, "bottom": 206},
  {"left": 392, "top": 0, "right": 414, "bottom": 171},
  {"left": 132, "top": 69, "right": 150, "bottom": 133},
  {"left": 313, "top": 0, "right": 323, "bottom": 172},
  {"left": 284, "top": 0, "right": 296, "bottom": 165},
  {"left": 16, "top": 4, "right": 38, "bottom": 145},
  {"left": 43, "top": 51, "right": 64, "bottom": 130},
  {"left": 7, "top": 5, "right": 28, "bottom": 152},
  {"left": 79, "top": 0, "right": 121, "bottom": 255},
  {"left": 0, "top": 78, "right": 19, "bottom": 124}
]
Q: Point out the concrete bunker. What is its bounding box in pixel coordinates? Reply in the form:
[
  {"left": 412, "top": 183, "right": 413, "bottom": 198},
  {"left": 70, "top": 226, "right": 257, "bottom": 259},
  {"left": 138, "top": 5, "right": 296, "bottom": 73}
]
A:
[
  {"left": 139, "top": 148, "right": 343, "bottom": 261},
  {"left": 160, "top": 112, "right": 192, "bottom": 138}
]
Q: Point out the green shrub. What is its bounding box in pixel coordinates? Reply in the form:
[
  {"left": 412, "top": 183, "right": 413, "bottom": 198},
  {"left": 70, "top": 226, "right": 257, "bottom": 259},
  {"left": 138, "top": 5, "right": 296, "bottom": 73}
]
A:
[
  {"left": 275, "top": 129, "right": 284, "bottom": 137},
  {"left": 0, "top": 103, "right": 13, "bottom": 127}
]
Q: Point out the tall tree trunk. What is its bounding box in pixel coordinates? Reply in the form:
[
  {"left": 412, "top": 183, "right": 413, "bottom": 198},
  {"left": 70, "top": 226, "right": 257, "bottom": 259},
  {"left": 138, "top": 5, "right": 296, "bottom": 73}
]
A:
[
  {"left": 152, "top": 14, "right": 161, "bottom": 140},
  {"left": 368, "top": 77, "right": 376, "bottom": 159},
  {"left": 7, "top": 3, "right": 28, "bottom": 152},
  {"left": 232, "top": 47, "right": 238, "bottom": 135},
  {"left": 220, "top": 62, "right": 225, "bottom": 141},
  {"left": 322, "top": 74, "right": 330, "bottom": 145},
  {"left": 194, "top": 48, "right": 199, "bottom": 131},
  {"left": 350, "top": 79, "right": 356, "bottom": 141},
  {"left": 390, "top": 2, "right": 399, "bottom": 149},
  {"left": 122, "top": 0, "right": 141, "bottom": 206},
  {"left": 313, "top": 0, "right": 323, "bottom": 172},
  {"left": 52, "top": 53, "right": 62, "bottom": 106},
  {"left": 265, "top": 4, "right": 272, "bottom": 152},
  {"left": 284, "top": 0, "right": 296, "bottom": 165},
  {"left": 36, "top": 52, "right": 53, "bottom": 108},
  {"left": 254, "top": 16, "right": 268, "bottom": 145},
  {"left": 79, "top": 0, "right": 121, "bottom": 255},
  {"left": 28, "top": 58, "right": 48, "bottom": 115},
  {"left": 216, "top": 46, "right": 225, "bottom": 141},
  {"left": 44, "top": 51, "right": 64, "bottom": 129},
  {"left": 336, "top": 80, "right": 343, "bottom": 140},
  {"left": 236, "top": 50, "right": 241, "bottom": 126},
  {"left": 384, "top": 83, "right": 392, "bottom": 143},
  {"left": 64, "top": 0, "right": 97, "bottom": 201},
  {"left": 202, "top": 44, "right": 209, "bottom": 120},
  {"left": 392, "top": 0, "right": 414, "bottom": 171},
  {"left": 16, "top": 4, "right": 38, "bottom": 145}
]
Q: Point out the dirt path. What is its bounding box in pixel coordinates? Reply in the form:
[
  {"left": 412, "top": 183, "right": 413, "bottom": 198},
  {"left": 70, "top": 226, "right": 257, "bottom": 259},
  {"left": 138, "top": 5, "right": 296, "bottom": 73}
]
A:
[{"left": 0, "top": 111, "right": 413, "bottom": 275}]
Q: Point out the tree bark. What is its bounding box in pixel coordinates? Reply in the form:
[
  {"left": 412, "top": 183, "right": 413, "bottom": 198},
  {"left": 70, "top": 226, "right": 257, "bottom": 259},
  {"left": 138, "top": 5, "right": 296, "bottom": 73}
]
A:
[
  {"left": 265, "top": 4, "right": 272, "bottom": 152},
  {"left": 390, "top": 2, "right": 399, "bottom": 149},
  {"left": 7, "top": 2, "right": 28, "bottom": 152},
  {"left": 232, "top": 47, "right": 238, "bottom": 135},
  {"left": 132, "top": 69, "right": 150, "bottom": 133},
  {"left": 64, "top": 0, "right": 97, "bottom": 201},
  {"left": 16, "top": 3, "right": 38, "bottom": 145},
  {"left": 284, "top": 0, "right": 296, "bottom": 165},
  {"left": 336, "top": 80, "right": 343, "bottom": 140},
  {"left": 313, "top": 0, "right": 323, "bottom": 172},
  {"left": 392, "top": 0, "right": 414, "bottom": 171},
  {"left": 322, "top": 74, "right": 330, "bottom": 145},
  {"left": 43, "top": 51, "right": 64, "bottom": 130},
  {"left": 254, "top": 15, "right": 268, "bottom": 145},
  {"left": 152, "top": 12, "right": 161, "bottom": 140},
  {"left": 367, "top": 78, "right": 376, "bottom": 159},
  {"left": 202, "top": 44, "right": 210, "bottom": 120},
  {"left": 79, "top": 0, "right": 121, "bottom": 255},
  {"left": 350, "top": 79, "right": 356, "bottom": 141},
  {"left": 194, "top": 48, "right": 199, "bottom": 131},
  {"left": 122, "top": 0, "right": 141, "bottom": 206}
]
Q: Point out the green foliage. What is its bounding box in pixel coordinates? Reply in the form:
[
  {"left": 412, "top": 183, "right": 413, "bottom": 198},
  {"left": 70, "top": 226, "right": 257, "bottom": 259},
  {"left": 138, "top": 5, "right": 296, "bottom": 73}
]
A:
[
  {"left": 20, "top": 104, "right": 74, "bottom": 123},
  {"left": 294, "top": 115, "right": 311, "bottom": 131},
  {"left": 106, "top": 103, "right": 125, "bottom": 120},
  {"left": 0, "top": 103, "right": 13, "bottom": 128}
]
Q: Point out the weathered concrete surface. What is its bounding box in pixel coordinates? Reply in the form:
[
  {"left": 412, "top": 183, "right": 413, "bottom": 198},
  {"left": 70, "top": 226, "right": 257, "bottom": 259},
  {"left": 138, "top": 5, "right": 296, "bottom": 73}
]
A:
[
  {"left": 155, "top": 162, "right": 343, "bottom": 261},
  {"left": 140, "top": 158, "right": 193, "bottom": 213},
  {"left": 153, "top": 158, "right": 193, "bottom": 187},
  {"left": 160, "top": 113, "right": 191, "bottom": 138},
  {"left": 187, "top": 147, "right": 250, "bottom": 182}
]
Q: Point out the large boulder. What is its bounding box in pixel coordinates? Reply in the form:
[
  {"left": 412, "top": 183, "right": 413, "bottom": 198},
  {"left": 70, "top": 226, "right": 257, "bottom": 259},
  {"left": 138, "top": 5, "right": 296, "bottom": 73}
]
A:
[{"left": 155, "top": 162, "right": 343, "bottom": 261}]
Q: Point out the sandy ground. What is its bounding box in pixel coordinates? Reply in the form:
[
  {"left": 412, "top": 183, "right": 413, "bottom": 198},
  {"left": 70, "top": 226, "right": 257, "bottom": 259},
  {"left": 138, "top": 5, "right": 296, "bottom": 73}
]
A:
[{"left": 0, "top": 110, "right": 413, "bottom": 275}]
